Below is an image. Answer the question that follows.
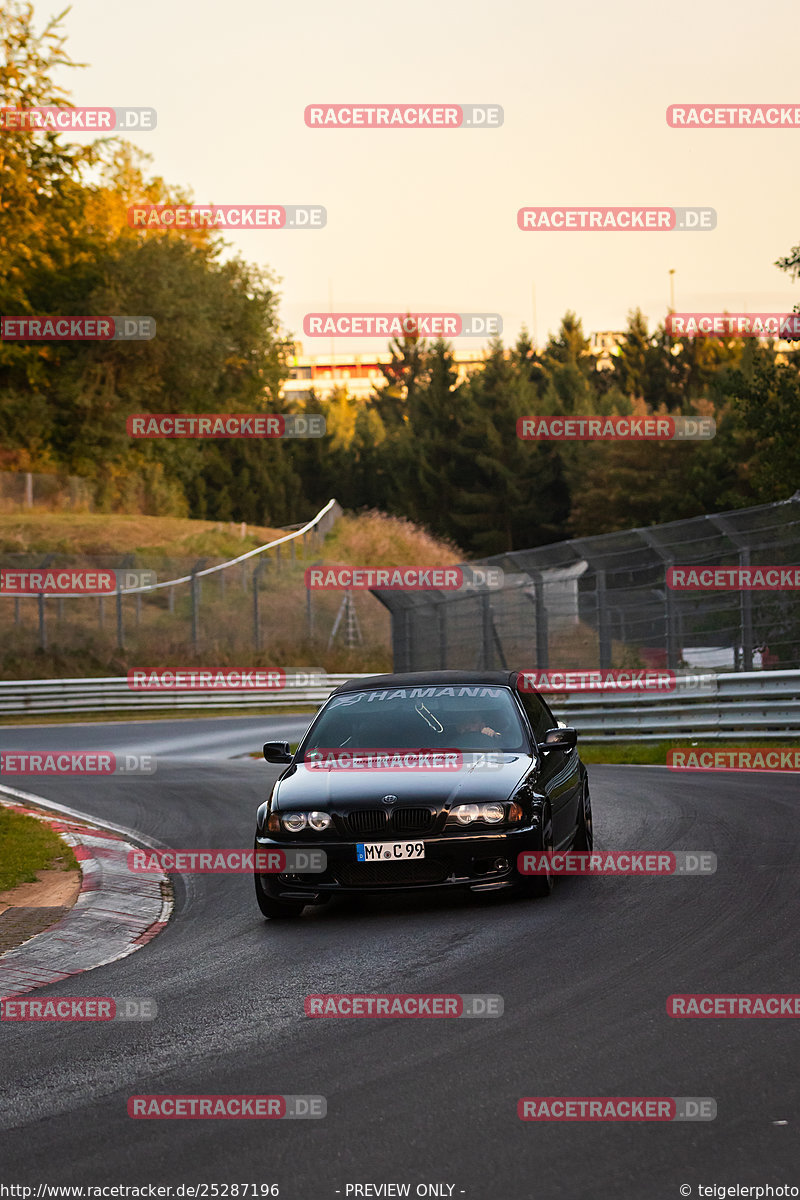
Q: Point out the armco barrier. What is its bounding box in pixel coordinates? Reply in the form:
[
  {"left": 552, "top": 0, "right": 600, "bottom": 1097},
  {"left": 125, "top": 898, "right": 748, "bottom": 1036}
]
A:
[{"left": 0, "top": 670, "right": 798, "bottom": 741}]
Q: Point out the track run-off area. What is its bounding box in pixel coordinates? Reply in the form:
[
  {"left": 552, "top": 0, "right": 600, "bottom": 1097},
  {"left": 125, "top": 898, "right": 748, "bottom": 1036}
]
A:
[{"left": 0, "top": 714, "right": 797, "bottom": 1200}]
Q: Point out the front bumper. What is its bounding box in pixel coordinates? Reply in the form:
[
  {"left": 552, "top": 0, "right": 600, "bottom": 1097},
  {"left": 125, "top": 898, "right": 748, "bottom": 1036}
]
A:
[{"left": 254, "top": 825, "right": 541, "bottom": 899}]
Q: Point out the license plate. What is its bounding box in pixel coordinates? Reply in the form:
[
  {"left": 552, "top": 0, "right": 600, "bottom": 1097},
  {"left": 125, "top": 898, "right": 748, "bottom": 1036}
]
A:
[{"left": 356, "top": 841, "right": 426, "bottom": 862}]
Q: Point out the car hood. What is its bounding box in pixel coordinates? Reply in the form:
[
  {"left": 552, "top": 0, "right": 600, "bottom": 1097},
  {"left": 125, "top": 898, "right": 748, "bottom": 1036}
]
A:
[{"left": 272, "top": 754, "right": 533, "bottom": 810}]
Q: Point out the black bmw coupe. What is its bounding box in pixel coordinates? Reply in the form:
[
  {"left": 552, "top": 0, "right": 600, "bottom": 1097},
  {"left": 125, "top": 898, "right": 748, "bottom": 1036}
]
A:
[{"left": 254, "top": 670, "right": 592, "bottom": 918}]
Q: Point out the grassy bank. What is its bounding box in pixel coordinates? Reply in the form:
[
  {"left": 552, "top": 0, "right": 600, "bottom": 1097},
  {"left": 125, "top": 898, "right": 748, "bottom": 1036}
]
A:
[
  {"left": 0, "top": 513, "right": 286, "bottom": 558},
  {"left": 0, "top": 806, "right": 79, "bottom": 891},
  {"left": 0, "top": 509, "right": 461, "bottom": 680}
]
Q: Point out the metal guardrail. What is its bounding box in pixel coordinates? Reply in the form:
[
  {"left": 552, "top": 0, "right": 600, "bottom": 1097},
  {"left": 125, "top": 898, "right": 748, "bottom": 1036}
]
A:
[
  {"left": 546, "top": 670, "right": 800, "bottom": 740},
  {"left": 0, "top": 670, "right": 798, "bottom": 741}
]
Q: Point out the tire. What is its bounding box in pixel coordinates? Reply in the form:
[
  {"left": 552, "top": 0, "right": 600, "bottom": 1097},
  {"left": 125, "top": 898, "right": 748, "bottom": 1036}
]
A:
[
  {"left": 571, "top": 779, "right": 594, "bottom": 853},
  {"left": 513, "top": 803, "right": 555, "bottom": 899},
  {"left": 254, "top": 873, "right": 305, "bottom": 919}
]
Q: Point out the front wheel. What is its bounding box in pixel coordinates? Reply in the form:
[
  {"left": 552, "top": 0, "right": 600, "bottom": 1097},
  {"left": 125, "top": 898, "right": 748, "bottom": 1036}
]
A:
[
  {"left": 513, "top": 804, "right": 555, "bottom": 899},
  {"left": 572, "top": 780, "right": 593, "bottom": 852},
  {"left": 254, "top": 873, "right": 305, "bottom": 919}
]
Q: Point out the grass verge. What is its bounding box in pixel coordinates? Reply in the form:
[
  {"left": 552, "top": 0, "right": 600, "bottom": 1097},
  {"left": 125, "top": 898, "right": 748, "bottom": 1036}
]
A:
[
  {"left": 0, "top": 807, "right": 79, "bottom": 891},
  {"left": 578, "top": 739, "right": 800, "bottom": 765}
]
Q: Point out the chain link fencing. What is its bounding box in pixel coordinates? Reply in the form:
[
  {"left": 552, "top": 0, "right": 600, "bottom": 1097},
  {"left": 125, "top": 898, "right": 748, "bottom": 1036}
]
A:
[{"left": 373, "top": 494, "right": 800, "bottom": 673}]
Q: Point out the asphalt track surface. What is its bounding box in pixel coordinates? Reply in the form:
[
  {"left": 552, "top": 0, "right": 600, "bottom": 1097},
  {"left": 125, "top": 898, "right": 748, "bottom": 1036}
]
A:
[{"left": 0, "top": 714, "right": 798, "bottom": 1199}]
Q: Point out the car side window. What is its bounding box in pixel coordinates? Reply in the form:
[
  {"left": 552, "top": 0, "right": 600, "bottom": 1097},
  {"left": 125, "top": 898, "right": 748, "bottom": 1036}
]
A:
[{"left": 518, "top": 691, "right": 554, "bottom": 743}]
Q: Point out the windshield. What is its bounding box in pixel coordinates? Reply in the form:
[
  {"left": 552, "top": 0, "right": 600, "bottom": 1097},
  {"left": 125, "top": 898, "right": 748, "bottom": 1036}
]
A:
[{"left": 299, "top": 685, "right": 530, "bottom": 757}]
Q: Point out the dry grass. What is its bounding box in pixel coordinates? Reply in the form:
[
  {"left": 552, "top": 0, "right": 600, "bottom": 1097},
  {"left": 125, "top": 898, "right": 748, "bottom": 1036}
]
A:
[
  {"left": 0, "top": 509, "right": 462, "bottom": 680},
  {"left": 0, "top": 512, "right": 286, "bottom": 557},
  {"left": 547, "top": 624, "right": 643, "bottom": 669},
  {"left": 323, "top": 512, "right": 462, "bottom": 566}
]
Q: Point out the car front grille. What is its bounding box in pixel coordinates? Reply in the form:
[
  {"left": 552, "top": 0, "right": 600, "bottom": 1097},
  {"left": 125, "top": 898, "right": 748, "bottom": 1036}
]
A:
[
  {"left": 392, "top": 807, "right": 436, "bottom": 834},
  {"left": 334, "top": 860, "right": 448, "bottom": 886},
  {"left": 344, "top": 807, "right": 436, "bottom": 836},
  {"left": 346, "top": 809, "right": 390, "bottom": 836}
]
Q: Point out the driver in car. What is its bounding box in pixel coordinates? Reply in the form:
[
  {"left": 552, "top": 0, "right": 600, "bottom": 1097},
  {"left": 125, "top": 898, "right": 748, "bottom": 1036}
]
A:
[{"left": 453, "top": 711, "right": 501, "bottom": 739}]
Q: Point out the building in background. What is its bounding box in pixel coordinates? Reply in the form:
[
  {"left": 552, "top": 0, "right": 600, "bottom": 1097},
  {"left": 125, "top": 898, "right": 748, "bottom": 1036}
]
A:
[
  {"left": 281, "top": 345, "right": 491, "bottom": 403},
  {"left": 589, "top": 331, "right": 626, "bottom": 371},
  {"left": 281, "top": 335, "right": 630, "bottom": 401}
]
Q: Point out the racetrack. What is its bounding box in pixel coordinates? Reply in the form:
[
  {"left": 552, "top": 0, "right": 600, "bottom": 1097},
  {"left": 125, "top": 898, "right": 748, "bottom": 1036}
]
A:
[{"left": 0, "top": 715, "right": 797, "bottom": 1199}]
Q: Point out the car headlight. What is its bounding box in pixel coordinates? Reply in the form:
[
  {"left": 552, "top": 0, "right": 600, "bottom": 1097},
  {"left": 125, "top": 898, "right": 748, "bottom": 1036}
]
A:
[
  {"left": 282, "top": 812, "right": 307, "bottom": 832},
  {"left": 280, "top": 811, "right": 332, "bottom": 833},
  {"left": 447, "top": 802, "right": 518, "bottom": 826},
  {"left": 452, "top": 803, "right": 481, "bottom": 825}
]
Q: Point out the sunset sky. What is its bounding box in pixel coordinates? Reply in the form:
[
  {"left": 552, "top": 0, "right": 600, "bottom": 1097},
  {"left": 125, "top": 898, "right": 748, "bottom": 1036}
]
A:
[{"left": 57, "top": 0, "right": 800, "bottom": 351}]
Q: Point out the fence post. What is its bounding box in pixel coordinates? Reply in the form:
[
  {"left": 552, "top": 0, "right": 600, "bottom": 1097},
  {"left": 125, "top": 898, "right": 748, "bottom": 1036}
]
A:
[
  {"left": 481, "top": 593, "right": 493, "bottom": 669},
  {"left": 194, "top": 559, "right": 207, "bottom": 602},
  {"left": 530, "top": 569, "right": 549, "bottom": 668},
  {"left": 38, "top": 593, "right": 46, "bottom": 649},
  {"left": 253, "top": 563, "right": 261, "bottom": 649},
  {"left": 392, "top": 607, "right": 412, "bottom": 671},
  {"left": 191, "top": 570, "right": 199, "bottom": 647},
  {"left": 116, "top": 578, "right": 124, "bottom": 649},
  {"left": 739, "top": 548, "right": 754, "bottom": 671},
  {"left": 437, "top": 603, "right": 448, "bottom": 669},
  {"left": 595, "top": 570, "right": 613, "bottom": 668}
]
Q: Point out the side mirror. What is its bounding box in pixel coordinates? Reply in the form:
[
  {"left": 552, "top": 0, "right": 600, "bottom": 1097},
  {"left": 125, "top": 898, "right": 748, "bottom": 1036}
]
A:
[
  {"left": 537, "top": 727, "right": 577, "bottom": 754},
  {"left": 263, "top": 740, "right": 293, "bottom": 764}
]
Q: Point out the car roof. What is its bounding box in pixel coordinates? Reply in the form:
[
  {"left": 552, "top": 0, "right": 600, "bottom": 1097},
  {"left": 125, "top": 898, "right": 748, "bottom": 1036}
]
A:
[{"left": 331, "top": 670, "right": 527, "bottom": 695}]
